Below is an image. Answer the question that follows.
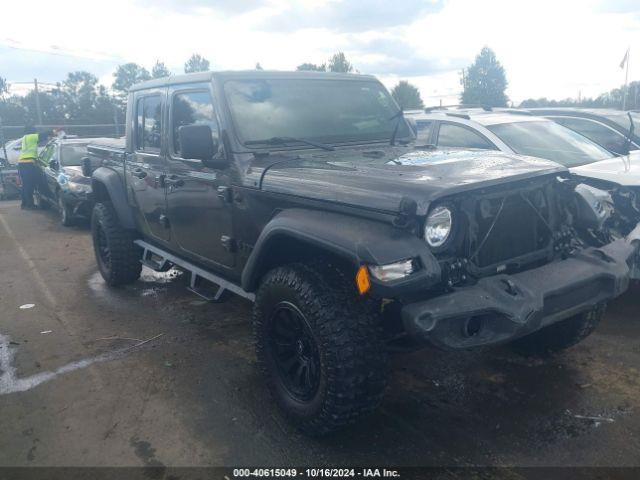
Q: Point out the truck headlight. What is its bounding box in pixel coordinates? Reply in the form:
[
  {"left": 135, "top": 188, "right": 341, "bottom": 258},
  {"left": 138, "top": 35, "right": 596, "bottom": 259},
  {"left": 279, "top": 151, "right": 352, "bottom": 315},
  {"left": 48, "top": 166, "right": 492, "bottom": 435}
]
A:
[{"left": 424, "top": 205, "right": 452, "bottom": 248}]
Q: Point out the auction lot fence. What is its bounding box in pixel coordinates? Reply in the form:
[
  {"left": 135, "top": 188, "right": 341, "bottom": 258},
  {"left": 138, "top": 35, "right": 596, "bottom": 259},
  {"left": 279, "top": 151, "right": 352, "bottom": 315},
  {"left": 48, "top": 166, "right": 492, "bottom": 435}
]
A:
[{"left": 1, "top": 123, "right": 126, "bottom": 141}]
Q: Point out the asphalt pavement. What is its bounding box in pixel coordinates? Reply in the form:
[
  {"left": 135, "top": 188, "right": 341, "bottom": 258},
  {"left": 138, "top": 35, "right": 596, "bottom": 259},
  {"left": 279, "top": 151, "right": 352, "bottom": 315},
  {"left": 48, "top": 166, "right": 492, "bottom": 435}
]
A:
[{"left": 1, "top": 199, "right": 640, "bottom": 472}]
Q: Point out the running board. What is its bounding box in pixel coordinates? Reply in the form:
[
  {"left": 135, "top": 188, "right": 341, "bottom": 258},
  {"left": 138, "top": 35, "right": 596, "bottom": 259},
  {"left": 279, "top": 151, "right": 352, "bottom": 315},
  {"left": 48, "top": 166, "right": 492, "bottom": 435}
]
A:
[{"left": 134, "top": 240, "right": 255, "bottom": 303}]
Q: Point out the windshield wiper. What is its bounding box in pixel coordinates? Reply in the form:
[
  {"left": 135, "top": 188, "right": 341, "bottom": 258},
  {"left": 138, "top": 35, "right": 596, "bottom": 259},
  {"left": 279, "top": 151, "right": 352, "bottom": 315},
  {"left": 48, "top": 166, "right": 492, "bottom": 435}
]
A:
[{"left": 245, "top": 136, "right": 334, "bottom": 151}]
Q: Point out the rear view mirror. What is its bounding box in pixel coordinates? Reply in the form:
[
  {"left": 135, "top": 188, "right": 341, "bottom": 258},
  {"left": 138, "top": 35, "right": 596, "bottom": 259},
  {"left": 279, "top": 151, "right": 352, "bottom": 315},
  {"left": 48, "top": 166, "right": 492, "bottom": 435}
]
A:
[
  {"left": 49, "top": 159, "right": 59, "bottom": 170},
  {"left": 81, "top": 157, "right": 93, "bottom": 177},
  {"left": 178, "top": 125, "right": 228, "bottom": 169}
]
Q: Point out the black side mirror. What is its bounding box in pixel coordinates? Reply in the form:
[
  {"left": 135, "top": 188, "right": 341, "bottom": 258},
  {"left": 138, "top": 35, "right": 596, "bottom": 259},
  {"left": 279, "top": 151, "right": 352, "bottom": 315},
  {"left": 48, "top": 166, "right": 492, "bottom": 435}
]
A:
[
  {"left": 178, "top": 125, "right": 229, "bottom": 169},
  {"left": 81, "top": 157, "right": 93, "bottom": 177},
  {"left": 49, "top": 159, "right": 59, "bottom": 170}
]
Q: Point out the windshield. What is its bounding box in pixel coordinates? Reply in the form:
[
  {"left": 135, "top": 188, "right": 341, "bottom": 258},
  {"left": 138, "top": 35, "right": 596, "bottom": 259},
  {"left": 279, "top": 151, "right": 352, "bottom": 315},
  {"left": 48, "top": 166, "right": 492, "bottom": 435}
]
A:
[
  {"left": 224, "top": 78, "right": 410, "bottom": 148},
  {"left": 487, "top": 120, "right": 612, "bottom": 167},
  {"left": 60, "top": 144, "right": 88, "bottom": 166}
]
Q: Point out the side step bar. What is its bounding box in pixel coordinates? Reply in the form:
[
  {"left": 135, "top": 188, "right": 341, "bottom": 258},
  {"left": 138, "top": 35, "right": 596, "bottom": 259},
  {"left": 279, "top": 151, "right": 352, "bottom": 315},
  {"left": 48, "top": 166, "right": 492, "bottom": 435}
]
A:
[{"left": 134, "top": 240, "right": 255, "bottom": 303}]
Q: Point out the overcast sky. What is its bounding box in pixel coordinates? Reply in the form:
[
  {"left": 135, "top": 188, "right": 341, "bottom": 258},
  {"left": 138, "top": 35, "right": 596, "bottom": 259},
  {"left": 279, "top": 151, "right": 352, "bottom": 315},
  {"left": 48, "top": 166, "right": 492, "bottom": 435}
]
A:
[{"left": 0, "top": 0, "right": 638, "bottom": 105}]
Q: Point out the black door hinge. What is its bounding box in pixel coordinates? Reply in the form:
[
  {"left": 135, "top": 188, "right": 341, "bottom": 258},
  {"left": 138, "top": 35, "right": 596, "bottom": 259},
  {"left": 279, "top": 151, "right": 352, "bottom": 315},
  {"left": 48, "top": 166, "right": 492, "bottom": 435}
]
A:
[
  {"left": 217, "top": 186, "right": 232, "bottom": 203},
  {"left": 221, "top": 235, "right": 237, "bottom": 252},
  {"left": 159, "top": 214, "right": 170, "bottom": 229}
]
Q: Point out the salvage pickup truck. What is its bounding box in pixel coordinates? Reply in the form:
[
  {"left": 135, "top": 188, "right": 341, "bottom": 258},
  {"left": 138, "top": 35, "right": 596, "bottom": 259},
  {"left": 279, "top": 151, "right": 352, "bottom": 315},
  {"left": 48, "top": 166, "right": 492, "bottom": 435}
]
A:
[{"left": 85, "top": 71, "right": 640, "bottom": 435}]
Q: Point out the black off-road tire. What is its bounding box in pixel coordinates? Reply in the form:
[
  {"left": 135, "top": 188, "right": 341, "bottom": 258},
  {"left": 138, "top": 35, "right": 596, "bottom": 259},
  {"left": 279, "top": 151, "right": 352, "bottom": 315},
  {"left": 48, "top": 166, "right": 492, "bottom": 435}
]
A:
[
  {"left": 91, "top": 202, "right": 142, "bottom": 286},
  {"left": 253, "top": 262, "right": 388, "bottom": 436},
  {"left": 511, "top": 304, "right": 605, "bottom": 357}
]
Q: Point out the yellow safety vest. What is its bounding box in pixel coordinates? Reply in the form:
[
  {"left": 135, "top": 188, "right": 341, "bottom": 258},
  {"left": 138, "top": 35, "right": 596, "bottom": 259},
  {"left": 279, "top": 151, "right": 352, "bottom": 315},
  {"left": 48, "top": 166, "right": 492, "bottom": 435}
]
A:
[{"left": 19, "top": 133, "right": 39, "bottom": 163}]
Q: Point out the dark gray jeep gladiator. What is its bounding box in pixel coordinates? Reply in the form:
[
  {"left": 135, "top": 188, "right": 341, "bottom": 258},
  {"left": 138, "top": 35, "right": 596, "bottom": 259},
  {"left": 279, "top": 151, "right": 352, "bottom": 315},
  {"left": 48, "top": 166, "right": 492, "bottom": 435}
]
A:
[{"left": 85, "top": 71, "right": 640, "bottom": 435}]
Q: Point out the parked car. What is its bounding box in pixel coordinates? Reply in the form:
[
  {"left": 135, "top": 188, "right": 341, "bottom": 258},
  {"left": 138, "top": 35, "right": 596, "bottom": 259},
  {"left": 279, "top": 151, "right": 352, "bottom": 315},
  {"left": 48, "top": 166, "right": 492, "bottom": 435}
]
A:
[
  {"left": 86, "top": 71, "right": 640, "bottom": 435},
  {"left": 33, "top": 137, "right": 105, "bottom": 225},
  {"left": 3, "top": 137, "right": 46, "bottom": 164},
  {"left": 527, "top": 108, "right": 640, "bottom": 156},
  {"left": 407, "top": 107, "right": 640, "bottom": 258},
  {"left": 0, "top": 155, "right": 21, "bottom": 199}
]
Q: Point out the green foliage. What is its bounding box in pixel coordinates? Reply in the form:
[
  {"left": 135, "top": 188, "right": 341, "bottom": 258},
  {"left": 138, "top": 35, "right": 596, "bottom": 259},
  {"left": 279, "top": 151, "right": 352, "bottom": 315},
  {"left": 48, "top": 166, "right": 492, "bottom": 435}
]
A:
[
  {"left": 519, "top": 81, "right": 640, "bottom": 110},
  {"left": 296, "top": 63, "right": 326, "bottom": 72},
  {"left": 184, "top": 53, "right": 210, "bottom": 73},
  {"left": 391, "top": 80, "right": 424, "bottom": 110},
  {"left": 461, "top": 47, "right": 508, "bottom": 107},
  {"left": 112, "top": 63, "right": 151, "bottom": 94},
  {"left": 152, "top": 61, "right": 171, "bottom": 79},
  {"left": 0, "top": 77, "right": 8, "bottom": 98},
  {"left": 327, "top": 52, "right": 353, "bottom": 73}
]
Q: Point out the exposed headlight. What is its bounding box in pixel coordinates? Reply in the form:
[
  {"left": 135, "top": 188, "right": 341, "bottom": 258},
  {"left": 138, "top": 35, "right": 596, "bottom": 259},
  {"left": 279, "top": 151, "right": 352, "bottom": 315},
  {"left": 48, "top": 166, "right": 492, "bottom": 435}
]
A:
[
  {"left": 67, "top": 181, "right": 91, "bottom": 194},
  {"left": 368, "top": 259, "right": 415, "bottom": 282},
  {"left": 424, "top": 205, "right": 452, "bottom": 248}
]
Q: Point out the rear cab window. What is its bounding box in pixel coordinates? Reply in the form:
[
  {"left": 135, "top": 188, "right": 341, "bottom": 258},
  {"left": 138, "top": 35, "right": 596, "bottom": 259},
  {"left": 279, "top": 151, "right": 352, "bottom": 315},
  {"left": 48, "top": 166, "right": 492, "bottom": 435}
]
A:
[{"left": 136, "top": 95, "right": 163, "bottom": 153}]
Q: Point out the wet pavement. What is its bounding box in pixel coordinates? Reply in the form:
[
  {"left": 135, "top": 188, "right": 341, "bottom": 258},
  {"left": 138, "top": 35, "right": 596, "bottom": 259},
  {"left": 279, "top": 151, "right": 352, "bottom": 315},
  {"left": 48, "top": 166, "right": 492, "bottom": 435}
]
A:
[{"left": 1, "top": 199, "right": 640, "bottom": 470}]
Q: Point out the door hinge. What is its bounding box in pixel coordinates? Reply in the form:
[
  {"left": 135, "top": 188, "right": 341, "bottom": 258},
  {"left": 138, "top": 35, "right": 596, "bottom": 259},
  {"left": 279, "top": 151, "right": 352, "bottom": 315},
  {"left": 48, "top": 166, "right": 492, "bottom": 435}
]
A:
[
  {"left": 221, "top": 235, "right": 237, "bottom": 252},
  {"left": 159, "top": 214, "right": 170, "bottom": 229},
  {"left": 217, "top": 186, "right": 232, "bottom": 203}
]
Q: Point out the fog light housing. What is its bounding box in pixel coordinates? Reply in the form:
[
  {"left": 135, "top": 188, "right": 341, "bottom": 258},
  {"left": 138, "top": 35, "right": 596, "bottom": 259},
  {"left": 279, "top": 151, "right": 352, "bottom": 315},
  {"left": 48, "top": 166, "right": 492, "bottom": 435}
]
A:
[{"left": 368, "top": 259, "right": 415, "bottom": 282}]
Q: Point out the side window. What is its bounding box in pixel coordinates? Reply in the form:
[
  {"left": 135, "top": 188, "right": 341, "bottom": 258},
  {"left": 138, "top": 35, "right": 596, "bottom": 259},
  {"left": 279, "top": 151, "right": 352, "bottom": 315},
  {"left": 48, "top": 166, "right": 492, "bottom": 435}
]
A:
[
  {"left": 437, "top": 123, "right": 496, "bottom": 150},
  {"left": 552, "top": 117, "right": 627, "bottom": 155},
  {"left": 136, "top": 95, "right": 162, "bottom": 153},
  {"left": 171, "top": 90, "right": 218, "bottom": 158},
  {"left": 416, "top": 121, "right": 433, "bottom": 143},
  {"left": 39, "top": 144, "right": 55, "bottom": 166}
]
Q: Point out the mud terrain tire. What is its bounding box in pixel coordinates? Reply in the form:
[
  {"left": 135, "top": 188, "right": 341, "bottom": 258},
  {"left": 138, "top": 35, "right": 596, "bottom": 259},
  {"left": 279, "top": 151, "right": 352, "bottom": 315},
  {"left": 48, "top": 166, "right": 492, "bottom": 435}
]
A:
[
  {"left": 91, "top": 202, "right": 142, "bottom": 286},
  {"left": 253, "top": 262, "right": 387, "bottom": 435}
]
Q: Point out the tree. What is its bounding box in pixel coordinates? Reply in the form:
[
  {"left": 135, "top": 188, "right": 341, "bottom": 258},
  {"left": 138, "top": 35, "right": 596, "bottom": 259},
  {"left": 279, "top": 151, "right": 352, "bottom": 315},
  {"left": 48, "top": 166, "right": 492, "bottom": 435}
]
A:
[
  {"left": 0, "top": 76, "right": 8, "bottom": 99},
  {"left": 152, "top": 61, "right": 171, "bottom": 79},
  {"left": 184, "top": 53, "right": 210, "bottom": 73},
  {"left": 391, "top": 81, "right": 424, "bottom": 110},
  {"left": 460, "top": 47, "right": 508, "bottom": 107},
  {"left": 112, "top": 63, "right": 151, "bottom": 95},
  {"left": 296, "top": 62, "right": 326, "bottom": 72},
  {"left": 327, "top": 52, "right": 353, "bottom": 73}
]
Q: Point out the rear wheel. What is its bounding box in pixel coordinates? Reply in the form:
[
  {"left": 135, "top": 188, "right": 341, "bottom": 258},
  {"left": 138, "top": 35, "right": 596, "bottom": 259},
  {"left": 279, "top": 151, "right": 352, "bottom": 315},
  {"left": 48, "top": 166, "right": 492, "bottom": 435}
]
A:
[
  {"left": 91, "top": 202, "right": 142, "bottom": 286},
  {"left": 253, "top": 263, "right": 387, "bottom": 435},
  {"left": 511, "top": 304, "right": 605, "bottom": 357},
  {"left": 32, "top": 187, "right": 48, "bottom": 210},
  {"left": 57, "top": 192, "right": 74, "bottom": 226}
]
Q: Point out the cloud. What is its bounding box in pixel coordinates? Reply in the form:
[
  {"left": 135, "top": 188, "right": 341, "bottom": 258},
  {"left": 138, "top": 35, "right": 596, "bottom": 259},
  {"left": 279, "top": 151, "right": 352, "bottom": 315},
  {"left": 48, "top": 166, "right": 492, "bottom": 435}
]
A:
[
  {"left": 133, "top": 0, "right": 271, "bottom": 15},
  {"left": 260, "top": 0, "right": 444, "bottom": 33},
  {"left": 351, "top": 37, "right": 468, "bottom": 76},
  {"left": 596, "top": 0, "right": 640, "bottom": 14},
  {"left": 0, "top": 46, "right": 119, "bottom": 87}
]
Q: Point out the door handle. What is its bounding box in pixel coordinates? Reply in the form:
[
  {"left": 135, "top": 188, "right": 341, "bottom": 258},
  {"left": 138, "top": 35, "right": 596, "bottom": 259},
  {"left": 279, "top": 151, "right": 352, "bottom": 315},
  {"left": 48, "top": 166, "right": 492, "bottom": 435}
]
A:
[
  {"left": 132, "top": 168, "right": 147, "bottom": 179},
  {"left": 164, "top": 175, "right": 184, "bottom": 188}
]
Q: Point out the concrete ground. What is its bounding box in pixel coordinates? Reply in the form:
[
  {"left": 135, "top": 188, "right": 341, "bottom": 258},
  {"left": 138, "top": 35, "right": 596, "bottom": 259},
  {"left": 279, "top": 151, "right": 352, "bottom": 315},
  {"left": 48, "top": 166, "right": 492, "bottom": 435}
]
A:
[{"left": 1, "top": 199, "right": 640, "bottom": 470}]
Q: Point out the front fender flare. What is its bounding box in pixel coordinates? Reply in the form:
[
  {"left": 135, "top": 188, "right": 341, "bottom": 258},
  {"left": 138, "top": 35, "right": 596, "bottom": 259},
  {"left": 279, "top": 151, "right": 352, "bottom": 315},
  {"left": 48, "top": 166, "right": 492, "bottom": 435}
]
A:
[
  {"left": 241, "top": 209, "right": 441, "bottom": 294},
  {"left": 91, "top": 167, "right": 136, "bottom": 229}
]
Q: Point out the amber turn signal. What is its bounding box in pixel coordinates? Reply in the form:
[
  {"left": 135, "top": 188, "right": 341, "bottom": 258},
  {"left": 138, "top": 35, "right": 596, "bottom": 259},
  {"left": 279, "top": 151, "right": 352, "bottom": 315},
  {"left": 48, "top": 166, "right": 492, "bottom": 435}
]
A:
[{"left": 355, "top": 265, "right": 371, "bottom": 295}]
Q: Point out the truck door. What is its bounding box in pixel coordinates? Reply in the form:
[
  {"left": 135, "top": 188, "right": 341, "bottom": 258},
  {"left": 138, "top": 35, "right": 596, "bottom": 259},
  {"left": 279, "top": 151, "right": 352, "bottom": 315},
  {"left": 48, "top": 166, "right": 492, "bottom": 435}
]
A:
[
  {"left": 126, "top": 90, "right": 170, "bottom": 244},
  {"left": 165, "top": 84, "right": 235, "bottom": 269}
]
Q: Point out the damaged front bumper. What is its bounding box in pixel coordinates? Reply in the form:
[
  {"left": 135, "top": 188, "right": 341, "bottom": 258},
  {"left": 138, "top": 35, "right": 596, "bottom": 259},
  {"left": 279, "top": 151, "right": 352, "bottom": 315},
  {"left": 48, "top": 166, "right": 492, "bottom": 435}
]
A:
[{"left": 401, "top": 223, "right": 640, "bottom": 350}]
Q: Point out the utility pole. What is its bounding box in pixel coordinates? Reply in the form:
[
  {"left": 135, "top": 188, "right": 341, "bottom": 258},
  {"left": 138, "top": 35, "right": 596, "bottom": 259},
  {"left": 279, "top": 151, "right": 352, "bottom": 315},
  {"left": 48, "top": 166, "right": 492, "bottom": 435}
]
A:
[
  {"left": 33, "top": 78, "right": 43, "bottom": 126},
  {"left": 622, "top": 49, "right": 630, "bottom": 111}
]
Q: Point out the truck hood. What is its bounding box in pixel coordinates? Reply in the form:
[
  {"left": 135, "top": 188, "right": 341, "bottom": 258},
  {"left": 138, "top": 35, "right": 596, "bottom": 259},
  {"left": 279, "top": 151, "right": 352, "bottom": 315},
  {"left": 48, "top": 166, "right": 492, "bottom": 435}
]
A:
[
  {"left": 257, "top": 149, "right": 566, "bottom": 215},
  {"left": 570, "top": 150, "right": 640, "bottom": 187}
]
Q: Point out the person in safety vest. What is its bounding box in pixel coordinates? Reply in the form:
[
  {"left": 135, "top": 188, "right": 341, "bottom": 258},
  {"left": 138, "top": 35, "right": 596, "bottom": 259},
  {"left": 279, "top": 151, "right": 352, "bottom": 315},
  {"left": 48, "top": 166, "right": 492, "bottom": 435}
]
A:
[{"left": 18, "top": 125, "right": 43, "bottom": 209}]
